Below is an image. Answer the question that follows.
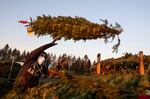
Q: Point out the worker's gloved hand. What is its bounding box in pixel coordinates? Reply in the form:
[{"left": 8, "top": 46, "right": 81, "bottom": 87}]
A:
[
  {"left": 51, "top": 42, "right": 57, "bottom": 46},
  {"left": 50, "top": 37, "right": 61, "bottom": 46},
  {"left": 50, "top": 41, "right": 57, "bottom": 46}
]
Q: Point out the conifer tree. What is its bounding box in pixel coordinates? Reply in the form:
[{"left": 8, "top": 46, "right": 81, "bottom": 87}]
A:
[{"left": 20, "top": 15, "right": 123, "bottom": 52}]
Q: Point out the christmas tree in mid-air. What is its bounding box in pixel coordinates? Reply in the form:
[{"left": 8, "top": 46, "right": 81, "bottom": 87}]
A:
[{"left": 19, "top": 15, "right": 123, "bottom": 52}]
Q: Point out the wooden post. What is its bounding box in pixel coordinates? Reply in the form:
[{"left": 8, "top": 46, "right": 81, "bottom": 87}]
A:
[
  {"left": 8, "top": 56, "right": 15, "bottom": 80},
  {"left": 96, "top": 53, "right": 101, "bottom": 76},
  {"left": 139, "top": 51, "right": 144, "bottom": 75}
]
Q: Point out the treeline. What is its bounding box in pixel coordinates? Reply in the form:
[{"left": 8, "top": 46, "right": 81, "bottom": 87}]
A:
[
  {"left": 0, "top": 44, "right": 29, "bottom": 61},
  {"left": 0, "top": 44, "right": 92, "bottom": 75},
  {"left": 50, "top": 54, "right": 92, "bottom": 75},
  {"left": 1, "top": 44, "right": 150, "bottom": 76}
]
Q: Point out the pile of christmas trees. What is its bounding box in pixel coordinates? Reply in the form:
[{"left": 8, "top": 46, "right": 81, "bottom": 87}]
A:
[{"left": 4, "top": 74, "right": 138, "bottom": 99}]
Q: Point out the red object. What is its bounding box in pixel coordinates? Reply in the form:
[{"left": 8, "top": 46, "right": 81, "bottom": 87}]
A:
[
  {"left": 18, "top": 20, "right": 29, "bottom": 24},
  {"left": 138, "top": 95, "right": 150, "bottom": 99}
]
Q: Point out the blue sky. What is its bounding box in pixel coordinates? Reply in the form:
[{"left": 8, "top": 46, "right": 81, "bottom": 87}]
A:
[{"left": 0, "top": 0, "right": 150, "bottom": 61}]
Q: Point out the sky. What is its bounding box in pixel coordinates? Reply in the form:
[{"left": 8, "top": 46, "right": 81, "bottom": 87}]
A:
[{"left": 0, "top": 0, "right": 150, "bottom": 61}]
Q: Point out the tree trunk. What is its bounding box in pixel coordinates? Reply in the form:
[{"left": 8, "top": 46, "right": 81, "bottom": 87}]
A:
[{"left": 8, "top": 56, "right": 15, "bottom": 79}]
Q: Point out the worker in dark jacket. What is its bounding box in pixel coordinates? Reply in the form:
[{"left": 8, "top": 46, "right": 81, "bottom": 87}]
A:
[{"left": 14, "top": 41, "right": 57, "bottom": 93}]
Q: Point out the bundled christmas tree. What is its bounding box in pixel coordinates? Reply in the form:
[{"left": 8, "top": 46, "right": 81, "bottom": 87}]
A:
[{"left": 19, "top": 15, "right": 123, "bottom": 52}]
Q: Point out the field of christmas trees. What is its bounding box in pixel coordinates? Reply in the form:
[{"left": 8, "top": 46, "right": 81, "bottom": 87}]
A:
[{"left": 1, "top": 44, "right": 150, "bottom": 99}]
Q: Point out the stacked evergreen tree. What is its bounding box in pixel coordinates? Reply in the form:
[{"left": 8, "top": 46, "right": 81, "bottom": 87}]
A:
[{"left": 20, "top": 15, "right": 123, "bottom": 52}]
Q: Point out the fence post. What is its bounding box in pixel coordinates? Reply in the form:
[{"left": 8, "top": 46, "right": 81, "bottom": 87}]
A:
[
  {"left": 96, "top": 53, "right": 101, "bottom": 76},
  {"left": 139, "top": 51, "right": 144, "bottom": 75}
]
